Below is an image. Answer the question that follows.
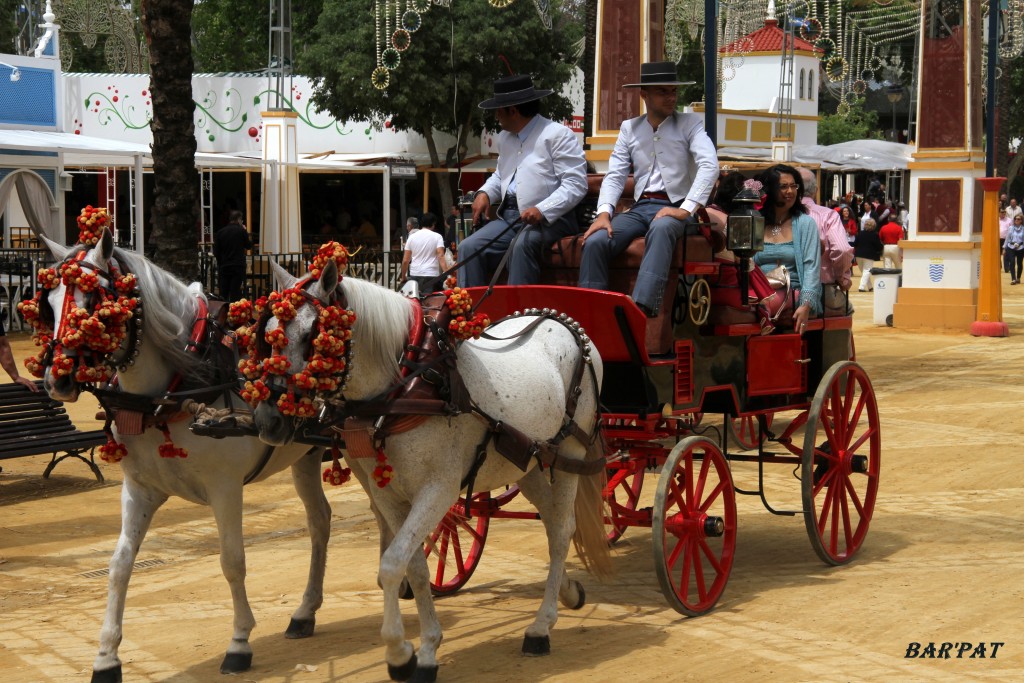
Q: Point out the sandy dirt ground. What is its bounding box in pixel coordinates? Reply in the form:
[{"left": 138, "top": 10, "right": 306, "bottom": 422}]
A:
[{"left": 2, "top": 280, "right": 1024, "bottom": 683}]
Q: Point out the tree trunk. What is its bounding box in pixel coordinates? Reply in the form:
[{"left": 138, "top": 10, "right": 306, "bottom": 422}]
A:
[
  {"left": 141, "top": 0, "right": 199, "bottom": 281},
  {"left": 422, "top": 126, "right": 454, "bottom": 216}
]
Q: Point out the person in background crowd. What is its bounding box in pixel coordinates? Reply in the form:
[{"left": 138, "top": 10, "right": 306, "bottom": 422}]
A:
[
  {"left": 859, "top": 200, "right": 875, "bottom": 231},
  {"left": 1006, "top": 213, "right": 1024, "bottom": 285},
  {"left": 1006, "top": 197, "right": 1023, "bottom": 223},
  {"left": 401, "top": 212, "right": 446, "bottom": 294},
  {"left": 879, "top": 212, "right": 904, "bottom": 269},
  {"left": 854, "top": 218, "right": 883, "bottom": 292},
  {"left": 839, "top": 205, "right": 858, "bottom": 244},
  {"left": 999, "top": 207, "right": 1012, "bottom": 274},
  {"left": 213, "top": 209, "right": 251, "bottom": 302}
]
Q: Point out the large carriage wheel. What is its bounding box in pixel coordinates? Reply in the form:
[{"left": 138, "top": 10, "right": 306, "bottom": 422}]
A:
[
  {"left": 653, "top": 436, "right": 737, "bottom": 616},
  {"left": 727, "top": 413, "right": 774, "bottom": 451},
  {"left": 801, "top": 361, "right": 880, "bottom": 565},
  {"left": 604, "top": 460, "right": 645, "bottom": 544}
]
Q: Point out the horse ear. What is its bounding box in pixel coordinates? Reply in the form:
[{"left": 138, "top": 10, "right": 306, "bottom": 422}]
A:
[
  {"left": 40, "top": 235, "right": 72, "bottom": 261},
  {"left": 99, "top": 228, "right": 114, "bottom": 261},
  {"left": 317, "top": 259, "right": 339, "bottom": 302},
  {"left": 269, "top": 260, "right": 299, "bottom": 290}
]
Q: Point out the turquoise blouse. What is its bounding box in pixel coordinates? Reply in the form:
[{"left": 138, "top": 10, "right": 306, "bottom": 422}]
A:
[{"left": 753, "top": 212, "right": 822, "bottom": 315}]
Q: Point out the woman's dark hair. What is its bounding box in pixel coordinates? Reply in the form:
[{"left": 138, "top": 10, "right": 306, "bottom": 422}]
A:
[
  {"left": 758, "top": 164, "right": 807, "bottom": 223},
  {"left": 711, "top": 171, "right": 747, "bottom": 213}
]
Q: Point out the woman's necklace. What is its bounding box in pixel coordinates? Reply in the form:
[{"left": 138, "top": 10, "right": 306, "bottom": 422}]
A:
[{"left": 767, "top": 217, "right": 788, "bottom": 238}]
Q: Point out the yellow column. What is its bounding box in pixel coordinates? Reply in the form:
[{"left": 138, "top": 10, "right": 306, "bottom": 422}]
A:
[{"left": 970, "top": 177, "right": 1008, "bottom": 337}]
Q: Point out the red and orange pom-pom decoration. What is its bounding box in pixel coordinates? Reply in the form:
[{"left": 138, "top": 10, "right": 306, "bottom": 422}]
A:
[
  {"left": 98, "top": 438, "right": 128, "bottom": 464},
  {"left": 309, "top": 241, "right": 351, "bottom": 281},
  {"left": 37, "top": 267, "right": 60, "bottom": 289},
  {"left": 444, "top": 287, "right": 473, "bottom": 315},
  {"left": 265, "top": 327, "right": 289, "bottom": 350},
  {"left": 322, "top": 446, "right": 351, "bottom": 486},
  {"left": 241, "top": 379, "right": 271, "bottom": 405},
  {"left": 238, "top": 358, "right": 262, "bottom": 380},
  {"left": 277, "top": 391, "right": 316, "bottom": 418},
  {"left": 114, "top": 273, "right": 138, "bottom": 295},
  {"left": 263, "top": 354, "right": 291, "bottom": 375},
  {"left": 156, "top": 425, "right": 188, "bottom": 458},
  {"left": 77, "top": 205, "right": 110, "bottom": 246},
  {"left": 372, "top": 448, "right": 394, "bottom": 488},
  {"left": 448, "top": 313, "right": 491, "bottom": 341},
  {"left": 227, "top": 299, "right": 254, "bottom": 327}
]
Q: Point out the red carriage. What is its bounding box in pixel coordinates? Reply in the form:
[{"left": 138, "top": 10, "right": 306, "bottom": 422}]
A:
[{"left": 422, "top": 211, "right": 880, "bottom": 616}]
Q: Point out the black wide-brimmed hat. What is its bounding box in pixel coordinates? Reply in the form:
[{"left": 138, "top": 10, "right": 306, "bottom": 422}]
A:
[
  {"left": 478, "top": 74, "right": 553, "bottom": 110},
  {"left": 623, "top": 61, "right": 696, "bottom": 88}
]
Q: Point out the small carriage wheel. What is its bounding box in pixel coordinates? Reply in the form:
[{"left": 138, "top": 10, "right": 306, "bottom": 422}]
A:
[
  {"left": 425, "top": 492, "right": 492, "bottom": 596},
  {"left": 801, "top": 361, "right": 880, "bottom": 565},
  {"left": 727, "top": 413, "right": 774, "bottom": 451},
  {"left": 687, "top": 278, "right": 711, "bottom": 325},
  {"left": 653, "top": 436, "right": 737, "bottom": 616},
  {"left": 604, "top": 459, "right": 645, "bottom": 544}
]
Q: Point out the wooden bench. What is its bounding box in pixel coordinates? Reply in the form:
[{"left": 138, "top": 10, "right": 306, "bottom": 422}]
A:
[{"left": 0, "top": 381, "right": 107, "bottom": 482}]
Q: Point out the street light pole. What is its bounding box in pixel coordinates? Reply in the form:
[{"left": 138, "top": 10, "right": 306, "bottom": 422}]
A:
[{"left": 886, "top": 85, "right": 904, "bottom": 142}]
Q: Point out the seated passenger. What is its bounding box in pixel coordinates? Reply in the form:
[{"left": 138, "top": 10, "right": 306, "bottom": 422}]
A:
[
  {"left": 577, "top": 61, "right": 719, "bottom": 317},
  {"left": 796, "top": 167, "right": 854, "bottom": 302},
  {"left": 457, "top": 74, "right": 587, "bottom": 288},
  {"left": 753, "top": 164, "right": 822, "bottom": 333}
]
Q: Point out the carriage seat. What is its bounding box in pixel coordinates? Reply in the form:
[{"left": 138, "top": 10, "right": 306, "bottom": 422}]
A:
[{"left": 539, "top": 228, "right": 717, "bottom": 356}]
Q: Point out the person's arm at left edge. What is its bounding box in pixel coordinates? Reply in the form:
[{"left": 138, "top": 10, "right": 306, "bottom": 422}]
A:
[
  {"left": 400, "top": 249, "right": 412, "bottom": 283},
  {"left": 528, "top": 124, "right": 587, "bottom": 225},
  {"left": 655, "top": 116, "right": 719, "bottom": 222},
  {"left": 0, "top": 334, "right": 37, "bottom": 391}
]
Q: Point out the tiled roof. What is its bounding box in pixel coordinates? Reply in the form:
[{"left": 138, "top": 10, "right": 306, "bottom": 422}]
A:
[{"left": 720, "top": 19, "right": 820, "bottom": 54}]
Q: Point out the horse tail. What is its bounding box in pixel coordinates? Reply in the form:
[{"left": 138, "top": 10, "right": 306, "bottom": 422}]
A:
[{"left": 572, "top": 430, "right": 614, "bottom": 580}]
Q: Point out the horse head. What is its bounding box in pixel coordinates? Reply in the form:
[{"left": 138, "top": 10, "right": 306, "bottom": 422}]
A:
[
  {"left": 253, "top": 259, "right": 341, "bottom": 445},
  {"left": 39, "top": 229, "right": 119, "bottom": 402}
]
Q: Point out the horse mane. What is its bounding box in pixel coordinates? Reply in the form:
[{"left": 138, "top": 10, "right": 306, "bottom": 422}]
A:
[
  {"left": 337, "top": 277, "right": 414, "bottom": 381},
  {"left": 112, "top": 247, "right": 205, "bottom": 377}
]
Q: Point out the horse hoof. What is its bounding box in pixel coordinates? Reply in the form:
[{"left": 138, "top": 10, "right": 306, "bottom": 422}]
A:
[
  {"left": 387, "top": 653, "right": 418, "bottom": 681},
  {"left": 400, "top": 579, "right": 415, "bottom": 600},
  {"left": 285, "top": 616, "right": 316, "bottom": 639},
  {"left": 522, "top": 634, "right": 551, "bottom": 656},
  {"left": 91, "top": 665, "right": 123, "bottom": 683},
  {"left": 567, "top": 580, "right": 586, "bottom": 610},
  {"left": 411, "top": 665, "right": 439, "bottom": 683},
  {"left": 220, "top": 651, "right": 253, "bottom": 674}
]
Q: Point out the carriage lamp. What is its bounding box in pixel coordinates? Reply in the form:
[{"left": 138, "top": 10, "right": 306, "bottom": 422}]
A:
[{"left": 726, "top": 187, "right": 765, "bottom": 258}]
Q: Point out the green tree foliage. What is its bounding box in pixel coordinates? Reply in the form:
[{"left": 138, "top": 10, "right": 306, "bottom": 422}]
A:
[
  {"left": 192, "top": 0, "right": 323, "bottom": 73},
  {"left": 817, "top": 97, "right": 882, "bottom": 146},
  {"left": 299, "top": 0, "right": 581, "bottom": 206}
]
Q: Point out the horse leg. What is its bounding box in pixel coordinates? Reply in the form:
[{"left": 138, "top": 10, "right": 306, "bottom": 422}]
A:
[
  {"left": 515, "top": 470, "right": 582, "bottom": 656},
  {"left": 92, "top": 478, "right": 168, "bottom": 683},
  {"left": 209, "top": 486, "right": 257, "bottom": 674},
  {"left": 284, "top": 448, "right": 332, "bottom": 639},
  {"left": 376, "top": 492, "right": 453, "bottom": 682},
  {"left": 403, "top": 548, "right": 442, "bottom": 683}
]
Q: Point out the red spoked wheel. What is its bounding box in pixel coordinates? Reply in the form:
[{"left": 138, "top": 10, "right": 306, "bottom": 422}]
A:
[
  {"left": 425, "top": 492, "right": 491, "bottom": 596},
  {"left": 604, "top": 459, "right": 645, "bottom": 544},
  {"left": 728, "top": 413, "right": 774, "bottom": 451},
  {"left": 653, "top": 436, "right": 737, "bottom": 616},
  {"left": 801, "top": 361, "right": 881, "bottom": 565}
]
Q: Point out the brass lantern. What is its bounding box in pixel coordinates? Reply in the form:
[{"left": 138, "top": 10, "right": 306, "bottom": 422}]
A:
[{"left": 726, "top": 186, "right": 765, "bottom": 258}]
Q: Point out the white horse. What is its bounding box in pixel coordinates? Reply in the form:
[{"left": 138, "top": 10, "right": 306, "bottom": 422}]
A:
[
  {"left": 38, "top": 230, "right": 332, "bottom": 682},
  {"left": 254, "top": 260, "right": 612, "bottom": 682}
]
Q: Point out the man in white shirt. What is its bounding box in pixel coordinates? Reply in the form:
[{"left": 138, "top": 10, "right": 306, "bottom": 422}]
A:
[
  {"left": 457, "top": 74, "right": 587, "bottom": 287},
  {"left": 1006, "top": 198, "right": 1023, "bottom": 223},
  {"left": 401, "top": 212, "right": 446, "bottom": 294},
  {"left": 578, "top": 61, "right": 719, "bottom": 317}
]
